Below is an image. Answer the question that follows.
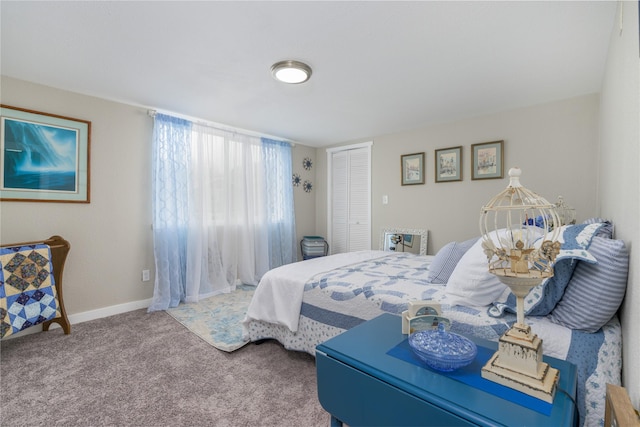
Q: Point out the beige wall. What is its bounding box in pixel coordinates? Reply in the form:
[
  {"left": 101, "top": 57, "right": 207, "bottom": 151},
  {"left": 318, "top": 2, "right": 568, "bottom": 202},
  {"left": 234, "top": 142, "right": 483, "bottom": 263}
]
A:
[
  {"left": 317, "top": 94, "right": 600, "bottom": 255},
  {"left": 1, "top": 77, "right": 156, "bottom": 318},
  {"left": 315, "top": 1, "right": 640, "bottom": 402},
  {"left": 599, "top": 1, "right": 639, "bottom": 407},
  {"left": 291, "top": 143, "right": 318, "bottom": 259},
  {"left": 0, "top": 77, "right": 317, "bottom": 319}
]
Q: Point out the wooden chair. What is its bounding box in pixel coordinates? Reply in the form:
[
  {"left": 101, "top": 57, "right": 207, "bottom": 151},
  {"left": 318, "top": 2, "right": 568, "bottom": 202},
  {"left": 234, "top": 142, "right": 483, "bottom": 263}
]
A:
[
  {"left": 1, "top": 235, "right": 71, "bottom": 335},
  {"left": 605, "top": 384, "right": 640, "bottom": 427}
]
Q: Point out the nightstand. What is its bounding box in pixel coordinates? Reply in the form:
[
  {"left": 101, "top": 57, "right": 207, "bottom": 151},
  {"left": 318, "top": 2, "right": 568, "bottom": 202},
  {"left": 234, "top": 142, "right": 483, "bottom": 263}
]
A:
[{"left": 316, "top": 313, "right": 577, "bottom": 426}]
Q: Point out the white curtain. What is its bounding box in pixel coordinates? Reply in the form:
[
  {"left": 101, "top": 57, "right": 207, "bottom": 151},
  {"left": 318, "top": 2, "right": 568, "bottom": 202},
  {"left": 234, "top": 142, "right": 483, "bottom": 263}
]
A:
[{"left": 149, "top": 115, "right": 296, "bottom": 311}]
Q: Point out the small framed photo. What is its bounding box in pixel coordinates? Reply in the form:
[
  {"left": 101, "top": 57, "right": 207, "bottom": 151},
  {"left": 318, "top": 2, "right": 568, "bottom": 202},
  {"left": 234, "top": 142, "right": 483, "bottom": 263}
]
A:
[
  {"left": 435, "top": 146, "right": 462, "bottom": 182},
  {"left": 401, "top": 152, "right": 425, "bottom": 185},
  {"left": 1, "top": 105, "right": 91, "bottom": 202},
  {"left": 471, "top": 140, "right": 504, "bottom": 180}
]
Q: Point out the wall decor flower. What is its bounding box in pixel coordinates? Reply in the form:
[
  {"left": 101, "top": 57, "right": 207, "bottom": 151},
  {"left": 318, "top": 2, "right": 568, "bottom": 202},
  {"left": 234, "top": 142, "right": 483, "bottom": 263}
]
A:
[
  {"left": 292, "top": 173, "right": 301, "bottom": 187},
  {"left": 303, "top": 157, "right": 313, "bottom": 170},
  {"left": 303, "top": 180, "right": 313, "bottom": 193}
]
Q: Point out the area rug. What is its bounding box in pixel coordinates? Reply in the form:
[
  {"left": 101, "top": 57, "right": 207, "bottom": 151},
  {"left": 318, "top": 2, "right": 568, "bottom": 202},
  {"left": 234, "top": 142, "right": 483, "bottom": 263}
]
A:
[{"left": 166, "top": 284, "right": 256, "bottom": 352}]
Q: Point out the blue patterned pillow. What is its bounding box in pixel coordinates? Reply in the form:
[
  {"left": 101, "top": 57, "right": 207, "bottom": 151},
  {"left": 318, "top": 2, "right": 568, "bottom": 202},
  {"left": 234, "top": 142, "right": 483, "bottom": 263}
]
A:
[
  {"left": 488, "top": 223, "right": 604, "bottom": 318},
  {"left": 427, "top": 237, "right": 477, "bottom": 284},
  {"left": 552, "top": 223, "right": 603, "bottom": 263},
  {"left": 550, "top": 237, "right": 628, "bottom": 332},
  {"left": 582, "top": 217, "right": 614, "bottom": 238}
]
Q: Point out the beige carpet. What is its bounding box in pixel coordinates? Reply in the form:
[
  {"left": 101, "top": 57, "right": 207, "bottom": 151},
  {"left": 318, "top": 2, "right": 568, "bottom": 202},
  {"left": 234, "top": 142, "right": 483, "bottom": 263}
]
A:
[{"left": 0, "top": 309, "right": 328, "bottom": 426}]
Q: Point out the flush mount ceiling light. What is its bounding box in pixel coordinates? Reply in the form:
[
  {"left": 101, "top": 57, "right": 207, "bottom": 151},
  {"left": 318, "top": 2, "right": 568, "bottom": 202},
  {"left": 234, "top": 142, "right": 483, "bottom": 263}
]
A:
[{"left": 271, "top": 60, "right": 312, "bottom": 84}]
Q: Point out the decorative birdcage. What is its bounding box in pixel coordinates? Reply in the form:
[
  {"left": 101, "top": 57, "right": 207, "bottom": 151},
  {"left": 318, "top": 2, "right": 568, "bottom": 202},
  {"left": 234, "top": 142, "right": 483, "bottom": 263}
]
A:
[{"left": 479, "top": 167, "right": 562, "bottom": 403}]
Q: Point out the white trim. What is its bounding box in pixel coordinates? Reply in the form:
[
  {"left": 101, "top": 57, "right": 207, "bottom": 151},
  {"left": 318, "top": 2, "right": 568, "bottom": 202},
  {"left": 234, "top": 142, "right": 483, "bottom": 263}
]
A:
[
  {"left": 68, "top": 298, "right": 153, "bottom": 325},
  {"left": 326, "top": 141, "right": 373, "bottom": 254},
  {"left": 2, "top": 298, "right": 153, "bottom": 339},
  {"left": 325, "top": 140, "right": 373, "bottom": 154}
]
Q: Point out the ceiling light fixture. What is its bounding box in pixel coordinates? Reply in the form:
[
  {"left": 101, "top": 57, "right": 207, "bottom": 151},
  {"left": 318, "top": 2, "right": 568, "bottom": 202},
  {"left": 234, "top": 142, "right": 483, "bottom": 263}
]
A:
[{"left": 271, "top": 60, "right": 312, "bottom": 84}]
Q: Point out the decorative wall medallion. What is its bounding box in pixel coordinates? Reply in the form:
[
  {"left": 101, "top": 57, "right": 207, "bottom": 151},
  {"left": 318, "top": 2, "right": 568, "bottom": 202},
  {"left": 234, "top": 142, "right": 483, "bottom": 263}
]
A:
[
  {"left": 303, "top": 157, "right": 313, "bottom": 170},
  {"left": 292, "top": 173, "right": 301, "bottom": 187},
  {"left": 303, "top": 180, "right": 313, "bottom": 193}
]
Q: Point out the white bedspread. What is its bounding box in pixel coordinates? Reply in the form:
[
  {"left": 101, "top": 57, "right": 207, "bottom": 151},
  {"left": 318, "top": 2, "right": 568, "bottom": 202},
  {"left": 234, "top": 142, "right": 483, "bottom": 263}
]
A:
[{"left": 243, "top": 250, "right": 389, "bottom": 332}]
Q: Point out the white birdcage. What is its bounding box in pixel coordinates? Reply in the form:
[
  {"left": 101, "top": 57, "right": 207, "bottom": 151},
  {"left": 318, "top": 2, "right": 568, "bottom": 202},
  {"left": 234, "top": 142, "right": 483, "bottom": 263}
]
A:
[
  {"left": 478, "top": 167, "right": 563, "bottom": 403},
  {"left": 479, "top": 167, "right": 561, "bottom": 283}
]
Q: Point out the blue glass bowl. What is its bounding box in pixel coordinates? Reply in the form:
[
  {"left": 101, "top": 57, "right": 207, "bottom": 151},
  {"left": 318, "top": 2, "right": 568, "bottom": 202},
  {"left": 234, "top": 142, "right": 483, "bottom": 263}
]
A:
[{"left": 408, "top": 323, "right": 477, "bottom": 372}]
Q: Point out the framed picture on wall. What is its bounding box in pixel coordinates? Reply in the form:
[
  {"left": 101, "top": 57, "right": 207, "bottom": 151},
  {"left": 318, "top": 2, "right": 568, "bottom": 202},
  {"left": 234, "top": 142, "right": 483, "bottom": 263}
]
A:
[
  {"left": 435, "top": 146, "right": 462, "bottom": 182},
  {"left": 0, "top": 105, "right": 91, "bottom": 203},
  {"left": 471, "top": 140, "right": 504, "bottom": 180},
  {"left": 401, "top": 152, "right": 425, "bottom": 185}
]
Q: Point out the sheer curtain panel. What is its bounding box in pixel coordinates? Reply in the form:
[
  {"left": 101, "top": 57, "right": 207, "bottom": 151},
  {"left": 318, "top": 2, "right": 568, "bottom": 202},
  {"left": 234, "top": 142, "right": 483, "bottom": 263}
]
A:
[
  {"left": 262, "top": 138, "right": 297, "bottom": 268},
  {"left": 187, "top": 124, "right": 269, "bottom": 301},
  {"left": 149, "top": 114, "right": 296, "bottom": 311},
  {"left": 148, "top": 114, "right": 191, "bottom": 311}
]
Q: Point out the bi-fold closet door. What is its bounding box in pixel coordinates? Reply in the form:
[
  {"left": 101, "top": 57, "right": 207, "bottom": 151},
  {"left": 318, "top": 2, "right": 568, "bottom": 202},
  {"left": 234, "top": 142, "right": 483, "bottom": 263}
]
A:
[{"left": 327, "top": 142, "right": 372, "bottom": 254}]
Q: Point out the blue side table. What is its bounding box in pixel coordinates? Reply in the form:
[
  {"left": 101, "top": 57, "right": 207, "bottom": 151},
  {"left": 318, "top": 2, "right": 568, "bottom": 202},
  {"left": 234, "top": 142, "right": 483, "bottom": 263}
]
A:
[{"left": 316, "top": 313, "right": 577, "bottom": 426}]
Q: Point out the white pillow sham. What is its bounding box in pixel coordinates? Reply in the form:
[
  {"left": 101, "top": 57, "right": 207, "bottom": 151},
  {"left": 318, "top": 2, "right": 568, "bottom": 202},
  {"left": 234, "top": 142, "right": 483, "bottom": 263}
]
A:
[{"left": 444, "top": 237, "right": 507, "bottom": 307}]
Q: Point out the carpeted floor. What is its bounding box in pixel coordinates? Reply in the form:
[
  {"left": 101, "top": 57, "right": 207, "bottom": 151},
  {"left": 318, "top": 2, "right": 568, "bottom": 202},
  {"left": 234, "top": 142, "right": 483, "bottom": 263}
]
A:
[
  {"left": 0, "top": 308, "right": 328, "bottom": 427},
  {"left": 166, "top": 285, "right": 256, "bottom": 352}
]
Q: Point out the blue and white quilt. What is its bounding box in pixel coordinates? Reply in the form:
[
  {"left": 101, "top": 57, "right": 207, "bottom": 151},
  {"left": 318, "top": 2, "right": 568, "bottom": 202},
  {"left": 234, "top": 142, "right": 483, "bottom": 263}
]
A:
[
  {"left": 244, "top": 251, "right": 622, "bottom": 427},
  {"left": 0, "top": 244, "right": 59, "bottom": 338}
]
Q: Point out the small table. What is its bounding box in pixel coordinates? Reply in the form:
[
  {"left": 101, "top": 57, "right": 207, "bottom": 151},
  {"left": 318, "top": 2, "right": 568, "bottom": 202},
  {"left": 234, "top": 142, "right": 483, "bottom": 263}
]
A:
[{"left": 316, "top": 313, "right": 577, "bottom": 426}]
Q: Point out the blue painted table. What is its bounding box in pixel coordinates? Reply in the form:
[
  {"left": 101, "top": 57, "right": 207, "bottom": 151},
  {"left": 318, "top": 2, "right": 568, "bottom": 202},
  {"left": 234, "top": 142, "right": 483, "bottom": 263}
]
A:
[{"left": 316, "top": 313, "right": 577, "bottom": 426}]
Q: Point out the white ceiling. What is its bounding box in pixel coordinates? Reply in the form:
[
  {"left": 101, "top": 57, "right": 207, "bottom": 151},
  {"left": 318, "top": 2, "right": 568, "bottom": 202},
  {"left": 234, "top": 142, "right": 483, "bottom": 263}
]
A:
[{"left": 1, "top": 1, "right": 616, "bottom": 147}]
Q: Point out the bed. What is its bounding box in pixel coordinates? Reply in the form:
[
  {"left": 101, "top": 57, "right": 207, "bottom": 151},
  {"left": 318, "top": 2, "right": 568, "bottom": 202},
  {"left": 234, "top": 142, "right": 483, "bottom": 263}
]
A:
[{"left": 242, "top": 221, "right": 627, "bottom": 427}]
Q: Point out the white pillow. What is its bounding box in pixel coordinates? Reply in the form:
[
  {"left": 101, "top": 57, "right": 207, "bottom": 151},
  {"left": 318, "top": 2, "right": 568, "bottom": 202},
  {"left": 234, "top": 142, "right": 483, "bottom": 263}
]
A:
[
  {"left": 444, "top": 227, "right": 545, "bottom": 307},
  {"left": 426, "top": 237, "right": 478, "bottom": 284},
  {"left": 445, "top": 237, "right": 507, "bottom": 307}
]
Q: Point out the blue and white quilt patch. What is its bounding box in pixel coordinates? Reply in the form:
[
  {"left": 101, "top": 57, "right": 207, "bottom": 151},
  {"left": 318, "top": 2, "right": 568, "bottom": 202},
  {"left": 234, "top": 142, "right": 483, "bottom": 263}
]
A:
[{"left": 0, "top": 244, "right": 59, "bottom": 338}]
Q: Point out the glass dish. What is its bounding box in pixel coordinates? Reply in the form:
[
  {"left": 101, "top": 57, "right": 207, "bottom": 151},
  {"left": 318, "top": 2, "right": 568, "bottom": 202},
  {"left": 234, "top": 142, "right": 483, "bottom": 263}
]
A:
[{"left": 408, "top": 323, "right": 477, "bottom": 372}]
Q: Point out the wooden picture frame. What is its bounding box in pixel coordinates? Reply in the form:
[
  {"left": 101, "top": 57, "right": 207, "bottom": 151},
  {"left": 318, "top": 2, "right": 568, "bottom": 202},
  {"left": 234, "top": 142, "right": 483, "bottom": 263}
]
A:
[
  {"left": 0, "top": 105, "right": 91, "bottom": 203},
  {"left": 435, "top": 146, "right": 462, "bottom": 182},
  {"left": 471, "top": 140, "right": 504, "bottom": 180},
  {"left": 401, "top": 152, "right": 425, "bottom": 185}
]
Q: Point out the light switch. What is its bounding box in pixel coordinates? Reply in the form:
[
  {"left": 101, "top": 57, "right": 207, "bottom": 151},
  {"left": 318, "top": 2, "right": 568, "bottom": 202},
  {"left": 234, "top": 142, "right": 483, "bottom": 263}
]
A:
[{"left": 382, "top": 195, "right": 389, "bottom": 205}]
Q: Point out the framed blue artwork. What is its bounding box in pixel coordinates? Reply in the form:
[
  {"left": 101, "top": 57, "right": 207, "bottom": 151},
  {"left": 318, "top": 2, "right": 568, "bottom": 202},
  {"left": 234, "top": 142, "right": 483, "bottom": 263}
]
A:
[{"left": 1, "top": 105, "right": 91, "bottom": 202}]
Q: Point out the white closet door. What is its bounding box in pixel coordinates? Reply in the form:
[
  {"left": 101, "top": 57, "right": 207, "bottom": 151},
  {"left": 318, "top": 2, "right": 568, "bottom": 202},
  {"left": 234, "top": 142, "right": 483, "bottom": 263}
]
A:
[
  {"left": 329, "top": 144, "right": 371, "bottom": 254},
  {"left": 347, "top": 148, "right": 371, "bottom": 251},
  {"left": 331, "top": 151, "right": 349, "bottom": 254}
]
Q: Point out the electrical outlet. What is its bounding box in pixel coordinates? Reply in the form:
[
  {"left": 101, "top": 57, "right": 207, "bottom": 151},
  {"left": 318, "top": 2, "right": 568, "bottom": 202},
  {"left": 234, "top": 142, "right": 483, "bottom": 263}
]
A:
[{"left": 142, "top": 269, "right": 150, "bottom": 282}]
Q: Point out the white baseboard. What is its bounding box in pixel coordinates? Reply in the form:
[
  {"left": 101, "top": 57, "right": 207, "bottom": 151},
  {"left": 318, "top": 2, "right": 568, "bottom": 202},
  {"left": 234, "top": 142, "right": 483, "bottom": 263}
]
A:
[
  {"left": 3, "top": 298, "right": 152, "bottom": 339},
  {"left": 68, "top": 298, "right": 152, "bottom": 325}
]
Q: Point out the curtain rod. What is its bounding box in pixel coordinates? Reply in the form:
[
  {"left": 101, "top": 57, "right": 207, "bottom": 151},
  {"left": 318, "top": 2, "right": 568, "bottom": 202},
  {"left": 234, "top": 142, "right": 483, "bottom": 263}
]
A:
[{"left": 147, "top": 109, "right": 295, "bottom": 146}]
